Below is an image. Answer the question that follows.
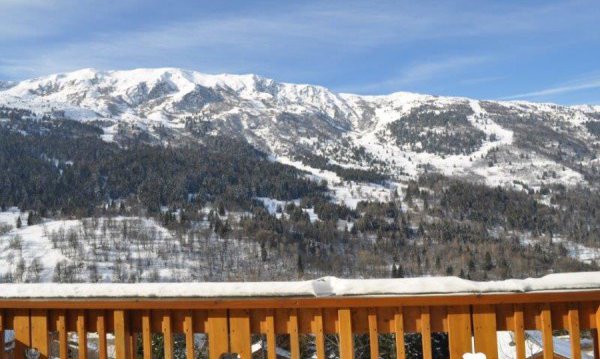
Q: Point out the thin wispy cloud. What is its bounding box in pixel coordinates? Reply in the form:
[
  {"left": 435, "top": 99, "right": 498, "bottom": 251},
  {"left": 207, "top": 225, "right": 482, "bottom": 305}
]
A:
[
  {"left": 460, "top": 76, "right": 505, "bottom": 86},
  {"left": 503, "top": 74, "right": 600, "bottom": 100},
  {"left": 398, "top": 56, "right": 490, "bottom": 86},
  {"left": 341, "top": 56, "right": 490, "bottom": 94}
]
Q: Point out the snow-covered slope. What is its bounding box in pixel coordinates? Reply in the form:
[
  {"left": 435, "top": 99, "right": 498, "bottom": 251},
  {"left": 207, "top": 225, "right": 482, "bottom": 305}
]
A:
[{"left": 2, "top": 68, "right": 599, "bottom": 189}]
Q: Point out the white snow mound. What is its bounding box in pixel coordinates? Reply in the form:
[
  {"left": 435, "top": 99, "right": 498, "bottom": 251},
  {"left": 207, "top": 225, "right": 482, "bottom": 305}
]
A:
[{"left": 0, "top": 272, "right": 598, "bottom": 298}]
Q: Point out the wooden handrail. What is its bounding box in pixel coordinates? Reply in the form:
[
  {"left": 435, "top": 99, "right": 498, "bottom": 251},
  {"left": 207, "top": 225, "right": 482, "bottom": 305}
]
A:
[{"left": 0, "top": 290, "right": 598, "bottom": 359}]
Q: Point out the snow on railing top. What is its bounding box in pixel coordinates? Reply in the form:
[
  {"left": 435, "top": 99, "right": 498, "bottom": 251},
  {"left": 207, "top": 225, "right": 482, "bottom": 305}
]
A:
[{"left": 0, "top": 272, "right": 598, "bottom": 299}]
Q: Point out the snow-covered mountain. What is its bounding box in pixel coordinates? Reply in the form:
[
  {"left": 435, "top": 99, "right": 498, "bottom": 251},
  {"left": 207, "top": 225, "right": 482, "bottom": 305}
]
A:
[{"left": 2, "top": 68, "right": 600, "bottom": 189}]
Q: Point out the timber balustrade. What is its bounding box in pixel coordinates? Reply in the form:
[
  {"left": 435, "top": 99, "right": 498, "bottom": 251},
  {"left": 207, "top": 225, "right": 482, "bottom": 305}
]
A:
[{"left": 0, "top": 275, "right": 598, "bottom": 359}]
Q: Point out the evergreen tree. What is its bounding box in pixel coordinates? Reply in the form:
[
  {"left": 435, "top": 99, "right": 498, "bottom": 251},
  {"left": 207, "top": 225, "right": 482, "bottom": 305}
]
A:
[
  {"left": 297, "top": 254, "right": 304, "bottom": 278},
  {"left": 396, "top": 264, "right": 405, "bottom": 278}
]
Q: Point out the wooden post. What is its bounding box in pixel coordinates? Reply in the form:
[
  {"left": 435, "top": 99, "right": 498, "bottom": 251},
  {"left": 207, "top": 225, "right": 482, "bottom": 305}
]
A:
[
  {"left": 96, "top": 311, "right": 108, "bottom": 359},
  {"left": 30, "top": 310, "right": 49, "bottom": 359},
  {"left": 0, "top": 310, "right": 4, "bottom": 359},
  {"left": 311, "top": 310, "right": 326, "bottom": 359},
  {"left": 265, "top": 310, "right": 277, "bottom": 359},
  {"left": 207, "top": 310, "right": 229, "bottom": 359},
  {"left": 114, "top": 310, "right": 131, "bottom": 359},
  {"left": 421, "top": 307, "right": 433, "bottom": 359},
  {"left": 567, "top": 305, "right": 581, "bottom": 359},
  {"left": 57, "top": 310, "right": 68, "bottom": 359},
  {"left": 593, "top": 329, "right": 599, "bottom": 359},
  {"left": 337, "top": 308, "right": 354, "bottom": 359},
  {"left": 395, "top": 307, "right": 406, "bottom": 359},
  {"left": 77, "top": 310, "right": 87, "bottom": 359},
  {"left": 128, "top": 333, "right": 136, "bottom": 359},
  {"left": 14, "top": 309, "right": 31, "bottom": 359},
  {"left": 595, "top": 304, "right": 600, "bottom": 359},
  {"left": 368, "top": 308, "right": 379, "bottom": 359},
  {"left": 472, "top": 305, "right": 498, "bottom": 359},
  {"left": 540, "top": 304, "right": 554, "bottom": 359},
  {"left": 287, "top": 309, "right": 300, "bottom": 359},
  {"left": 184, "top": 311, "right": 195, "bottom": 359},
  {"left": 162, "top": 311, "right": 174, "bottom": 359},
  {"left": 229, "top": 309, "right": 251, "bottom": 359},
  {"left": 513, "top": 305, "right": 526, "bottom": 359},
  {"left": 448, "top": 306, "right": 472, "bottom": 359},
  {"left": 141, "top": 311, "right": 152, "bottom": 359}
]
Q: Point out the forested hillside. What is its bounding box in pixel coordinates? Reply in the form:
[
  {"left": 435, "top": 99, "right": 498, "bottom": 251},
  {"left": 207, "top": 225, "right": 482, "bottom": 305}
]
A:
[{"left": 0, "top": 114, "right": 598, "bottom": 283}]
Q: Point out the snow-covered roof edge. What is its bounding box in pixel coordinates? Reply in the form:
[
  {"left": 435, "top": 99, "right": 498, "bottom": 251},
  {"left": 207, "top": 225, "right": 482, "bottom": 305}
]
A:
[{"left": 0, "top": 272, "right": 598, "bottom": 299}]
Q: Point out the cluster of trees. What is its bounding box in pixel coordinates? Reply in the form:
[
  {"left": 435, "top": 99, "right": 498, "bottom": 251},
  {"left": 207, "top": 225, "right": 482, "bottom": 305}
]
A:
[
  {"left": 387, "top": 104, "right": 487, "bottom": 155},
  {"left": 296, "top": 152, "right": 388, "bottom": 184},
  {"left": 0, "top": 117, "right": 325, "bottom": 215},
  {"left": 585, "top": 121, "right": 600, "bottom": 137}
]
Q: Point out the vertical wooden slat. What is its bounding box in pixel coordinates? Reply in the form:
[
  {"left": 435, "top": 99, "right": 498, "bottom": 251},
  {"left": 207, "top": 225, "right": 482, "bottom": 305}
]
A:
[
  {"left": 162, "top": 311, "right": 174, "bottom": 359},
  {"left": 57, "top": 310, "right": 68, "bottom": 359},
  {"left": 337, "top": 308, "right": 354, "bottom": 359},
  {"left": 421, "top": 306, "right": 433, "bottom": 359},
  {"left": 311, "top": 310, "right": 326, "bottom": 359},
  {"left": 472, "top": 305, "right": 498, "bottom": 359},
  {"left": 229, "top": 309, "right": 252, "bottom": 359},
  {"left": 0, "top": 310, "right": 4, "bottom": 359},
  {"left": 208, "top": 310, "right": 229, "bottom": 359},
  {"left": 31, "top": 309, "right": 49, "bottom": 359},
  {"left": 114, "top": 310, "right": 131, "bottom": 359},
  {"left": 77, "top": 310, "right": 87, "bottom": 359},
  {"left": 184, "top": 311, "right": 195, "bottom": 359},
  {"left": 128, "top": 333, "right": 135, "bottom": 359},
  {"left": 14, "top": 309, "right": 31, "bottom": 359},
  {"left": 593, "top": 329, "right": 599, "bottom": 359},
  {"left": 595, "top": 305, "right": 600, "bottom": 359},
  {"left": 567, "top": 305, "right": 581, "bottom": 359},
  {"left": 540, "top": 304, "right": 554, "bottom": 359},
  {"left": 141, "top": 311, "right": 152, "bottom": 359},
  {"left": 368, "top": 308, "right": 379, "bottom": 359},
  {"left": 394, "top": 308, "right": 406, "bottom": 359},
  {"left": 265, "top": 310, "right": 277, "bottom": 359},
  {"left": 97, "top": 311, "right": 107, "bottom": 359},
  {"left": 448, "top": 306, "right": 472, "bottom": 359},
  {"left": 287, "top": 309, "right": 300, "bottom": 359},
  {"left": 513, "top": 305, "right": 526, "bottom": 359}
]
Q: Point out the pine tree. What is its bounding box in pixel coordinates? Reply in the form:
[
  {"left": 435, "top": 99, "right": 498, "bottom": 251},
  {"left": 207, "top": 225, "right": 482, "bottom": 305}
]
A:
[
  {"left": 484, "top": 251, "right": 494, "bottom": 271},
  {"left": 396, "top": 265, "right": 404, "bottom": 278},
  {"left": 297, "top": 254, "right": 304, "bottom": 278},
  {"left": 16, "top": 216, "right": 22, "bottom": 229}
]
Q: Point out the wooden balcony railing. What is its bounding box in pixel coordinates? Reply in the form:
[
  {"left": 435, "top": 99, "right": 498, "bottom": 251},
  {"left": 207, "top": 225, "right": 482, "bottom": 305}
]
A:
[{"left": 0, "top": 274, "right": 599, "bottom": 359}]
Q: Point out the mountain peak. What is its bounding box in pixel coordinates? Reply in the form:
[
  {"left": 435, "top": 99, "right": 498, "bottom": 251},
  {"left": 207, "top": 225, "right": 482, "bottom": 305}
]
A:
[{"left": 1, "top": 67, "right": 599, "bottom": 191}]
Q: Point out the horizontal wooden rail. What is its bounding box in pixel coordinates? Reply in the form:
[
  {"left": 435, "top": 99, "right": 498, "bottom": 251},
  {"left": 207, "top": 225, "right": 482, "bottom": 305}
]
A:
[{"left": 0, "top": 290, "right": 598, "bottom": 359}]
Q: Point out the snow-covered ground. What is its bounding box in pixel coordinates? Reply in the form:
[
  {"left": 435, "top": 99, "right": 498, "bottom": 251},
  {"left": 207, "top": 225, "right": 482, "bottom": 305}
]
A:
[
  {"left": 0, "top": 271, "right": 598, "bottom": 298},
  {"left": 0, "top": 208, "right": 72, "bottom": 281},
  {"left": 553, "top": 237, "right": 600, "bottom": 265},
  {"left": 275, "top": 156, "right": 398, "bottom": 209},
  {"left": 0, "top": 208, "right": 302, "bottom": 283},
  {"left": 521, "top": 234, "right": 600, "bottom": 266}
]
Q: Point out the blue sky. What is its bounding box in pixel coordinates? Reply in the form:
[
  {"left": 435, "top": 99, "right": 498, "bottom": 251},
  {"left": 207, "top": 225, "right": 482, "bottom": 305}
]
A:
[{"left": 1, "top": 0, "right": 599, "bottom": 104}]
